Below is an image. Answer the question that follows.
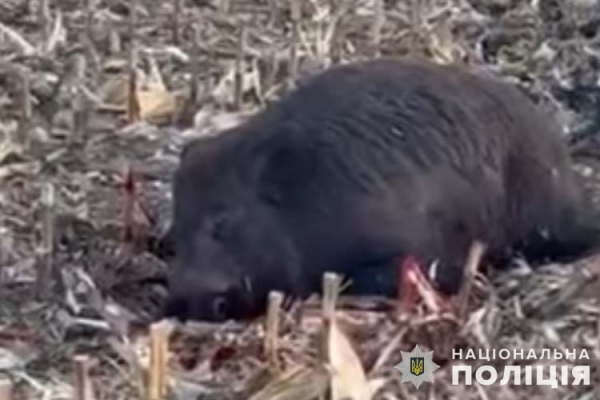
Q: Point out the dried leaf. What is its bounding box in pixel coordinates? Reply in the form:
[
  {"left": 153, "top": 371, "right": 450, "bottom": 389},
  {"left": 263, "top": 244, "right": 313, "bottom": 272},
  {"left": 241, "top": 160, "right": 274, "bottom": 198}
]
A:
[
  {"left": 0, "top": 121, "right": 23, "bottom": 165},
  {"left": 44, "top": 10, "right": 66, "bottom": 55},
  {"left": 98, "top": 75, "right": 129, "bottom": 108},
  {"left": 328, "top": 321, "right": 372, "bottom": 400},
  {"left": 0, "top": 161, "right": 40, "bottom": 181},
  {"left": 321, "top": 272, "right": 372, "bottom": 400},
  {"left": 0, "top": 376, "right": 12, "bottom": 400},
  {"left": 0, "top": 22, "right": 35, "bottom": 56},
  {"left": 0, "top": 348, "right": 25, "bottom": 370},
  {"left": 137, "top": 88, "right": 176, "bottom": 122},
  {"left": 248, "top": 364, "right": 329, "bottom": 400},
  {"left": 97, "top": 71, "right": 176, "bottom": 122}
]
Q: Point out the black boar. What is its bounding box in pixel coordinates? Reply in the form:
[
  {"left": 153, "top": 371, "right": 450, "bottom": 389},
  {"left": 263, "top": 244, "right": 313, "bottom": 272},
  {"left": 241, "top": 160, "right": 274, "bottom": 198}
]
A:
[{"left": 162, "top": 57, "right": 600, "bottom": 322}]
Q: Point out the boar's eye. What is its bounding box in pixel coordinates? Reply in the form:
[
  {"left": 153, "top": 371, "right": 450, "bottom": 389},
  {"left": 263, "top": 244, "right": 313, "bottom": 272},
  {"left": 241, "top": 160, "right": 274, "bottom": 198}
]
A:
[
  {"left": 212, "top": 295, "right": 229, "bottom": 320},
  {"left": 211, "top": 214, "right": 231, "bottom": 241}
]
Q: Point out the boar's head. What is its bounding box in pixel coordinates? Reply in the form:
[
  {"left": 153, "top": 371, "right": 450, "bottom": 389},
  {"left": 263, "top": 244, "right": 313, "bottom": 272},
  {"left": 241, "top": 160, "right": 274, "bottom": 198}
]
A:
[{"left": 163, "top": 129, "right": 311, "bottom": 322}]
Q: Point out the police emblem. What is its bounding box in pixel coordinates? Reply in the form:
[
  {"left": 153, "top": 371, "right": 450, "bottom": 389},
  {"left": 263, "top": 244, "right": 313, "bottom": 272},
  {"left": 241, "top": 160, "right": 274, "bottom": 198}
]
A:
[
  {"left": 410, "top": 357, "right": 424, "bottom": 376},
  {"left": 394, "top": 345, "right": 440, "bottom": 389}
]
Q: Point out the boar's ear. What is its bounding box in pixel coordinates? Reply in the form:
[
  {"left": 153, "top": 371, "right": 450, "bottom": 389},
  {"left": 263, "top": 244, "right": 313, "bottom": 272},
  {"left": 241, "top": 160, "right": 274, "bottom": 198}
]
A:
[
  {"left": 179, "top": 134, "right": 232, "bottom": 166},
  {"left": 256, "top": 137, "right": 318, "bottom": 206}
]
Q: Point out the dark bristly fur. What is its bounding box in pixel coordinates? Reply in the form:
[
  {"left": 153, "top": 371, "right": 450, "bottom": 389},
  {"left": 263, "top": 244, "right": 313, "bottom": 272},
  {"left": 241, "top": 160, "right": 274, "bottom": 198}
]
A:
[{"left": 162, "top": 57, "right": 600, "bottom": 322}]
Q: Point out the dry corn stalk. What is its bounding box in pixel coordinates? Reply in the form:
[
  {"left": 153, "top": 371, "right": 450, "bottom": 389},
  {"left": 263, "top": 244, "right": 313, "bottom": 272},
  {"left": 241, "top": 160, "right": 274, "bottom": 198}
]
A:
[{"left": 146, "top": 320, "right": 174, "bottom": 400}]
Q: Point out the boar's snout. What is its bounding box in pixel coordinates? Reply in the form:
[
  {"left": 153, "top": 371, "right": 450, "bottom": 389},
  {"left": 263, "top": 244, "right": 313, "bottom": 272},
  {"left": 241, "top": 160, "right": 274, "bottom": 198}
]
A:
[
  {"left": 164, "top": 291, "right": 228, "bottom": 322},
  {"left": 163, "top": 268, "right": 255, "bottom": 322}
]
